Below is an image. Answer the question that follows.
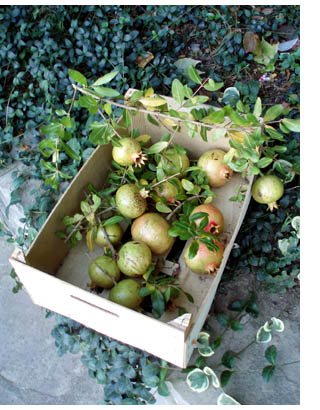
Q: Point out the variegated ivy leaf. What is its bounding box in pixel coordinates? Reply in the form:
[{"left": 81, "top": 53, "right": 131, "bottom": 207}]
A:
[
  {"left": 197, "top": 331, "right": 210, "bottom": 345},
  {"left": 198, "top": 345, "right": 215, "bottom": 357},
  {"left": 203, "top": 367, "right": 220, "bottom": 388},
  {"left": 256, "top": 326, "right": 272, "bottom": 343},
  {"left": 186, "top": 369, "right": 209, "bottom": 393},
  {"left": 217, "top": 392, "right": 241, "bottom": 405},
  {"left": 269, "top": 317, "right": 285, "bottom": 332},
  {"left": 291, "top": 216, "right": 300, "bottom": 238}
]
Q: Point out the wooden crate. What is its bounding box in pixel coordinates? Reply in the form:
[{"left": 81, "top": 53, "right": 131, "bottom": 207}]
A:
[{"left": 9, "top": 93, "right": 253, "bottom": 368}]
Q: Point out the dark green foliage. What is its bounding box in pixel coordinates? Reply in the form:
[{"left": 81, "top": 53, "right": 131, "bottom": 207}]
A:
[{"left": 50, "top": 313, "right": 167, "bottom": 404}]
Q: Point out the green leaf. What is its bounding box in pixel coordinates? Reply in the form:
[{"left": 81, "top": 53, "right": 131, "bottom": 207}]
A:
[
  {"left": 204, "top": 78, "right": 224, "bottom": 91},
  {"left": 92, "top": 87, "right": 120, "bottom": 98},
  {"left": 152, "top": 290, "right": 166, "bottom": 319},
  {"left": 281, "top": 118, "right": 300, "bottom": 132},
  {"left": 91, "top": 71, "right": 119, "bottom": 86},
  {"left": 263, "top": 104, "right": 284, "bottom": 122},
  {"left": 103, "top": 215, "right": 124, "bottom": 226},
  {"left": 68, "top": 69, "right": 87, "bottom": 86},
  {"left": 40, "top": 122, "right": 63, "bottom": 136},
  {"left": 147, "top": 113, "right": 160, "bottom": 126},
  {"left": 181, "top": 179, "right": 195, "bottom": 192},
  {"left": 188, "top": 240, "right": 199, "bottom": 259},
  {"left": 140, "top": 287, "right": 155, "bottom": 297},
  {"left": 104, "top": 102, "right": 112, "bottom": 115},
  {"left": 60, "top": 141, "right": 80, "bottom": 161},
  {"left": 230, "top": 320, "right": 243, "bottom": 331},
  {"left": 265, "top": 345, "right": 277, "bottom": 365},
  {"left": 227, "top": 300, "right": 246, "bottom": 312},
  {"left": 157, "top": 381, "right": 170, "bottom": 396},
  {"left": 262, "top": 365, "right": 276, "bottom": 383},
  {"left": 217, "top": 313, "right": 230, "bottom": 327},
  {"left": 171, "top": 79, "right": 185, "bottom": 105},
  {"left": 79, "top": 95, "right": 98, "bottom": 114},
  {"left": 221, "top": 351, "right": 235, "bottom": 369},
  {"left": 200, "top": 125, "right": 208, "bottom": 141},
  {"left": 198, "top": 345, "right": 215, "bottom": 357},
  {"left": 147, "top": 141, "right": 169, "bottom": 154},
  {"left": 188, "top": 65, "right": 202, "bottom": 84},
  {"left": 202, "top": 109, "right": 225, "bottom": 124},
  {"left": 174, "top": 58, "right": 202, "bottom": 79},
  {"left": 186, "top": 369, "right": 209, "bottom": 393},
  {"left": 220, "top": 370, "right": 233, "bottom": 388},
  {"left": 212, "top": 128, "right": 227, "bottom": 140},
  {"left": 89, "top": 121, "right": 113, "bottom": 145},
  {"left": 253, "top": 97, "right": 262, "bottom": 118},
  {"left": 156, "top": 201, "right": 171, "bottom": 214},
  {"left": 217, "top": 392, "right": 241, "bottom": 405},
  {"left": 122, "top": 109, "right": 132, "bottom": 128},
  {"left": 256, "top": 157, "right": 273, "bottom": 168},
  {"left": 225, "top": 106, "right": 250, "bottom": 126}
]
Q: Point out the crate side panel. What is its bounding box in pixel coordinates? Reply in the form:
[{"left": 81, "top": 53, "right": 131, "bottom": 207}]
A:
[
  {"left": 9, "top": 257, "right": 186, "bottom": 367},
  {"left": 25, "top": 145, "right": 112, "bottom": 274}
]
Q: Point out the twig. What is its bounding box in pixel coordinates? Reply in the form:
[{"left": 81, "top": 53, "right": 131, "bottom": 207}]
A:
[
  {"left": 98, "top": 108, "right": 124, "bottom": 140},
  {"left": 85, "top": 253, "right": 118, "bottom": 286},
  {"left": 120, "top": 166, "right": 128, "bottom": 185},
  {"left": 151, "top": 172, "right": 181, "bottom": 189},
  {"left": 64, "top": 217, "right": 85, "bottom": 243},
  {"left": 166, "top": 194, "right": 207, "bottom": 221},
  {"left": 71, "top": 83, "right": 255, "bottom": 133},
  {"left": 68, "top": 87, "right": 78, "bottom": 115},
  {"left": 96, "top": 205, "right": 116, "bottom": 217}
]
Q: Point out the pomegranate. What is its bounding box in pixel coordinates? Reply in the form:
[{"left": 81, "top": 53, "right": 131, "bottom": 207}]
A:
[
  {"left": 109, "top": 279, "right": 143, "bottom": 310},
  {"left": 158, "top": 149, "right": 190, "bottom": 177},
  {"left": 184, "top": 240, "right": 224, "bottom": 276},
  {"left": 117, "top": 241, "right": 152, "bottom": 277},
  {"left": 197, "top": 149, "right": 233, "bottom": 187},
  {"left": 154, "top": 177, "right": 183, "bottom": 203},
  {"left": 94, "top": 223, "right": 123, "bottom": 247},
  {"left": 116, "top": 184, "right": 147, "bottom": 219},
  {"left": 251, "top": 174, "right": 284, "bottom": 211},
  {"left": 131, "top": 212, "right": 175, "bottom": 254},
  {"left": 88, "top": 255, "right": 120, "bottom": 288},
  {"left": 112, "top": 137, "right": 147, "bottom": 167},
  {"left": 190, "top": 204, "right": 224, "bottom": 235}
]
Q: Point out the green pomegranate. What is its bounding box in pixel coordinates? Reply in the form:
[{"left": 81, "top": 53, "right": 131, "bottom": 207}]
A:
[
  {"left": 184, "top": 240, "right": 224, "bottom": 276},
  {"left": 116, "top": 184, "right": 147, "bottom": 219},
  {"left": 109, "top": 279, "right": 143, "bottom": 310},
  {"left": 94, "top": 223, "right": 123, "bottom": 247},
  {"left": 251, "top": 174, "right": 284, "bottom": 211},
  {"left": 154, "top": 177, "right": 184, "bottom": 203},
  {"left": 88, "top": 256, "right": 120, "bottom": 288},
  {"left": 197, "top": 149, "right": 233, "bottom": 187},
  {"left": 131, "top": 212, "right": 175, "bottom": 255},
  {"left": 117, "top": 241, "right": 152, "bottom": 277},
  {"left": 112, "top": 137, "right": 147, "bottom": 167},
  {"left": 190, "top": 204, "right": 224, "bottom": 235},
  {"left": 158, "top": 149, "right": 190, "bottom": 177}
]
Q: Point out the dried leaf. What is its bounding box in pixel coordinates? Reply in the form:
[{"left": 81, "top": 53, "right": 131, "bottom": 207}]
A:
[
  {"left": 243, "top": 31, "right": 262, "bottom": 55},
  {"left": 137, "top": 51, "right": 154, "bottom": 68}
]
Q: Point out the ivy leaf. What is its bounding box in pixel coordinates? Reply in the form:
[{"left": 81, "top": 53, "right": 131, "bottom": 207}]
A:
[
  {"left": 217, "top": 392, "right": 241, "bottom": 405},
  {"left": 171, "top": 79, "right": 185, "bottom": 105},
  {"left": 186, "top": 369, "right": 209, "bottom": 393},
  {"left": 203, "top": 367, "right": 220, "bottom": 387},
  {"left": 221, "top": 351, "right": 235, "bottom": 369},
  {"left": 256, "top": 326, "right": 272, "bottom": 343},
  {"left": 157, "top": 381, "right": 170, "bottom": 396},
  {"left": 220, "top": 370, "right": 233, "bottom": 388},
  {"left": 265, "top": 345, "right": 277, "bottom": 365},
  {"left": 217, "top": 313, "right": 230, "bottom": 327},
  {"left": 230, "top": 320, "right": 243, "bottom": 331},
  {"left": 262, "top": 365, "right": 276, "bottom": 383},
  {"left": 68, "top": 69, "right": 87, "bottom": 86},
  {"left": 91, "top": 71, "right": 119, "bottom": 86}
]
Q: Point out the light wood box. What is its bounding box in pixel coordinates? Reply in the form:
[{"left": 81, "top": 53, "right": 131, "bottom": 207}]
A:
[{"left": 9, "top": 93, "right": 253, "bottom": 368}]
